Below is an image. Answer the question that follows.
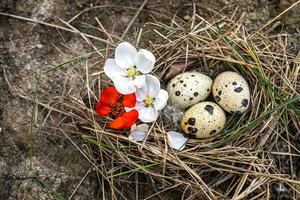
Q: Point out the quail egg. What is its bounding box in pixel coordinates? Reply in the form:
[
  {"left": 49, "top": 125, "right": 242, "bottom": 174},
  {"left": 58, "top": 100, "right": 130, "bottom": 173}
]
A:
[
  {"left": 167, "top": 72, "right": 213, "bottom": 109},
  {"left": 212, "top": 71, "right": 250, "bottom": 114},
  {"left": 181, "top": 101, "right": 226, "bottom": 138}
]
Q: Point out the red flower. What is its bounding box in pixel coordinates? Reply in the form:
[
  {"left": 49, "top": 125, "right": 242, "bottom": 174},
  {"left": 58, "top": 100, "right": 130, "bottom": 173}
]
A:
[{"left": 96, "top": 87, "right": 138, "bottom": 130}]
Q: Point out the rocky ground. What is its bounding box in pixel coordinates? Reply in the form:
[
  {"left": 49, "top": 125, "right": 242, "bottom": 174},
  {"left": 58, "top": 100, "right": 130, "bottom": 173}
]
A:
[{"left": 0, "top": 0, "right": 299, "bottom": 199}]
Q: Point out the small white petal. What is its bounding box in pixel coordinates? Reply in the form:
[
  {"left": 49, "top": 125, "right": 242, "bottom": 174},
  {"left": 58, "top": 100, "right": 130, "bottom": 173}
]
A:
[
  {"left": 138, "top": 107, "right": 159, "bottom": 123},
  {"left": 133, "top": 75, "right": 146, "bottom": 89},
  {"left": 154, "top": 89, "right": 169, "bottom": 110},
  {"left": 104, "top": 58, "right": 126, "bottom": 80},
  {"left": 114, "top": 77, "right": 136, "bottom": 94},
  {"left": 135, "top": 49, "right": 155, "bottom": 73},
  {"left": 135, "top": 85, "right": 148, "bottom": 101},
  {"left": 167, "top": 131, "right": 188, "bottom": 151},
  {"left": 125, "top": 101, "right": 145, "bottom": 112},
  {"left": 115, "top": 42, "right": 137, "bottom": 69},
  {"left": 129, "top": 124, "right": 149, "bottom": 142},
  {"left": 129, "top": 130, "right": 147, "bottom": 142},
  {"left": 125, "top": 107, "right": 132, "bottom": 112},
  {"left": 145, "top": 74, "right": 160, "bottom": 98}
]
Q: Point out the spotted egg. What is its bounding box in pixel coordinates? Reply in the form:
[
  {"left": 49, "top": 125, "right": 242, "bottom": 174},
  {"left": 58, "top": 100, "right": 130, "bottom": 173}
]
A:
[
  {"left": 212, "top": 71, "right": 250, "bottom": 114},
  {"left": 181, "top": 101, "right": 226, "bottom": 138},
  {"left": 167, "top": 72, "right": 213, "bottom": 109}
]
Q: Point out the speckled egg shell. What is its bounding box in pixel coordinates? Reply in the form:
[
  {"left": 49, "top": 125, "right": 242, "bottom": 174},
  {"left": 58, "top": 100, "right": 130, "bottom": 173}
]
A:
[
  {"left": 167, "top": 72, "right": 213, "bottom": 109},
  {"left": 181, "top": 101, "right": 226, "bottom": 138},
  {"left": 212, "top": 71, "right": 250, "bottom": 114}
]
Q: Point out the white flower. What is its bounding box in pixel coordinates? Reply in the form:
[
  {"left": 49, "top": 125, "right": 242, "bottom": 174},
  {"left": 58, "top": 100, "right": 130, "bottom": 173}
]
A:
[
  {"left": 127, "top": 74, "right": 168, "bottom": 123},
  {"left": 129, "top": 124, "right": 149, "bottom": 142},
  {"left": 167, "top": 131, "right": 188, "bottom": 151},
  {"left": 104, "top": 42, "right": 156, "bottom": 94}
]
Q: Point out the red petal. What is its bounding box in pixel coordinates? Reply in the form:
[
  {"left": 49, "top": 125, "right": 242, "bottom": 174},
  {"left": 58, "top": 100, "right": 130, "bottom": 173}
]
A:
[
  {"left": 101, "top": 87, "right": 120, "bottom": 105},
  {"left": 96, "top": 102, "right": 112, "bottom": 116},
  {"left": 122, "top": 110, "right": 139, "bottom": 128},
  {"left": 109, "top": 110, "right": 138, "bottom": 130},
  {"left": 122, "top": 93, "right": 136, "bottom": 108}
]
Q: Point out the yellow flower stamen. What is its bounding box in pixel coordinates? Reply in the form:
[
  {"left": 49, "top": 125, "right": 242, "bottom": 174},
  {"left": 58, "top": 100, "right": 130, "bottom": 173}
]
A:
[
  {"left": 127, "top": 67, "right": 138, "bottom": 79},
  {"left": 144, "top": 96, "right": 154, "bottom": 107}
]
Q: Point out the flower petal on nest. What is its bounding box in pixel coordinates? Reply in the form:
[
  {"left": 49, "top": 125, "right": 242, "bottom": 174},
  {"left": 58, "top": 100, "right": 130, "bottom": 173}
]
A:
[
  {"left": 129, "top": 124, "right": 149, "bottom": 142},
  {"left": 136, "top": 85, "right": 148, "bottom": 101},
  {"left": 109, "top": 110, "right": 138, "bottom": 129},
  {"left": 135, "top": 49, "right": 155, "bottom": 73},
  {"left": 122, "top": 93, "right": 136, "bottom": 108},
  {"left": 145, "top": 74, "right": 160, "bottom": 98},
  {"left": 100, "top": 87, "right": 120, "bottom": 105},
  {"left": 154, "top": 89, "right": 168, "bottom": 110},
  {"left": 115, "top": 42, "right": 137, "bottom": 68},
  {"left": 167, "top": 131, "right": 188, "bottom": 151},
  {"left": 104, "top": 58, "right": 126, "bottom": 80},
  {"left": 114, "top": 77, "right": 136, "bottom": 95},
  {"left": 133, "top": 74, "right": 146, "bottom": 89},
  {"left": 138, "top": 107, "right": 158, "bottom": 123},
  {"left": 95, "top": 103, "right": 111, "bottom": 116}
]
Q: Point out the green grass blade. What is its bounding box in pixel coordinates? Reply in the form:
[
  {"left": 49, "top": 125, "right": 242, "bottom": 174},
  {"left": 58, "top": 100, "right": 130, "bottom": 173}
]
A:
[
  {"left": 108, "top": 163, "right": 158, "bottom": 179},
  {"left": 45, "top": 51, "right": 98, "bottom": 73},
  {"left": 82, "top": 135, "right": 114, "bottom": 150},
  {"left": 34, "top": 175, "right": 65, "bottom": 200}
]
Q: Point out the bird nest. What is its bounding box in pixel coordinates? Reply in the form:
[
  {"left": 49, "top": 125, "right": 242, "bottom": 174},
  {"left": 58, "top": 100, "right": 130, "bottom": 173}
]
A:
[{"left": 31, "top": 11, "right": 300, "bottom": 200}]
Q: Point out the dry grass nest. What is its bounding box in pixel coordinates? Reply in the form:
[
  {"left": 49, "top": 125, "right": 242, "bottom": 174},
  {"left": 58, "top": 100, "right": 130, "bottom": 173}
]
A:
[{"left": 20, "top": 10, "right": 300, "bottom": 200}]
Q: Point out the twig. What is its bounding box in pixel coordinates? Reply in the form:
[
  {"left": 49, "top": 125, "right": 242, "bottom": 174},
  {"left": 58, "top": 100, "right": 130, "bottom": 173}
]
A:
[
  {"left": 0, "top": 12, "right": 112, "bottom": 45},
  {"left": 257, "top": 0, "right": 300, "bottom": 32},
  {"left": 121, "top": 0, "right": 147, "bottom": 39},
  {"left": 68, "top": 167, "right": 92, "bottom": 200}
]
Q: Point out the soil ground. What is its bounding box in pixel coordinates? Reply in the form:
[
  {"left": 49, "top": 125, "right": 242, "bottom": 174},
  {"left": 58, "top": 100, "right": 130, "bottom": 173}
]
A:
[{"left": 0, "top": 0, "right": 299, "bottom": 199}]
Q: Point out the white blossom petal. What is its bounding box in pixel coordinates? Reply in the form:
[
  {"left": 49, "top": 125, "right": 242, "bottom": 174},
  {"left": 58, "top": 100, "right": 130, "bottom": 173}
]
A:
[
  {"left": 167, "top": 131, "right": 188, "bottom": 151},
  {"left": 154, "top": 89, "right": 169, "bottom": 110},
  {"left": 135, "top": 85, "right": 148, "bottom": 101},
  {"left": 138, "top": 107, "right": 159, "bottom": 123},
  {"left": 125, "top": 101, "right": 145, "bottom": 112},
  {"left": 129, "top": 124, "right": 149, "bottom": 142},
  {"left": 145, "top": 74, "right": 160, "bottom": 98},
  {"left": 115, "top": 42, "right": 137, "bottom": 68},
  {"left": 114, "top": 77, "right": 136, "bottom": 94},
  {"left": 124, "top": 107, "right": 132, "bottom": 112},
  {"left": 133, "top": 75, "right": 146, "bottom": 89},
  {"left": 135, "top": 49, "right": 155, "bottom": 73},
  {"left": 104, "top": 58, "right": 126, "bottom": 80}
]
